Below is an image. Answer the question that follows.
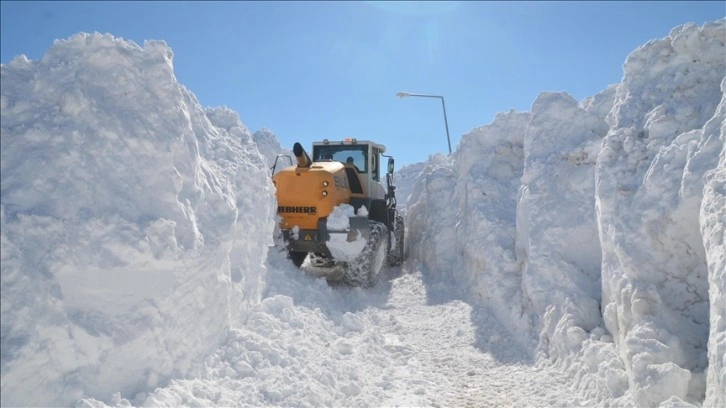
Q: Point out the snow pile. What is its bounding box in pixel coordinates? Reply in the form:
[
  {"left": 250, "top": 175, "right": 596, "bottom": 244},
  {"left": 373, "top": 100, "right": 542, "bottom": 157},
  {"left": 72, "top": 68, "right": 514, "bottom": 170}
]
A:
[
  {"left": 252, "top": 128, "right": 293, "bottom": 173},
  {"left": 0, "top": 33, "right": 275, "bottom": 406},
  {"left": 596, "top": 21, "right": 725, "bottom": 407},
  {"left": 518, "top": 89, "right": 612, "bottom": 337},
  {"left": 326, "top": 203, "right": 359, "bottom": 231},
  {"left": 518, "top": 87, "right": 632, "bottom": 404},
  {"left": 700, "top": 133, "right": 725, "bottom": 408},
  {"left": 391, "top": 161, "right": 425, "bottom": 211},
  {"left": 405, "top": 19, "right": 725, "bottom": 406},
  {"left": 406, "top": 110, "right": 534, "bottom": 345},
  {"left": 325, "top": 204, "right": 368, "bottom": 262}
]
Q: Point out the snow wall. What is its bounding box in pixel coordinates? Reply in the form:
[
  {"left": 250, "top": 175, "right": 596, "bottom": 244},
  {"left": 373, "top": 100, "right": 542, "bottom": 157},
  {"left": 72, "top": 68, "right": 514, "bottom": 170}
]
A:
[
  {"left": 597, "top": 21, "right": 725, "bottom": 407},
  {"left": 252, "top": 128, "right": 293, "bottom": 173},
  {"left": 405, "top": 20, "right": 725, "bottom": 407},
  {"left": 0, "top": 33, "right": 276, "bottom": 406}
]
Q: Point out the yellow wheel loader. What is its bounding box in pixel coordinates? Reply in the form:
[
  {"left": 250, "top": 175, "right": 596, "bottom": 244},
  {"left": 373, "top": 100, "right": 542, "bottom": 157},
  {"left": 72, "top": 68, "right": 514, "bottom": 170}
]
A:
[{"left": 271, "top": 138, "right": 405, "bottom": 287}]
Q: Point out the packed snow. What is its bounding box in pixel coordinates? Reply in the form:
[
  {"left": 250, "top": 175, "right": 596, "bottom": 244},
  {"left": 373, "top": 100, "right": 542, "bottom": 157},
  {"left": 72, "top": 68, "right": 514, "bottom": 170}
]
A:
[
  {"left": 323, "top": 204, "right": 369, "bottom": 262},
  {"left": 1, "top": 19, "right": 724, "bottom": 408}
]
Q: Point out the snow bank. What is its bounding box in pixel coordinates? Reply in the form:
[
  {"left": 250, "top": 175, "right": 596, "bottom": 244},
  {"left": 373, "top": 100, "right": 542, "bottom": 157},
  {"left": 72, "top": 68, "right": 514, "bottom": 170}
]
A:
[
  {"left": 405, "top": 19, "right": 724, "bottom": 407},
  {"left": 392, "top": 161, "right": 425, "bottom": 212},
  {"left": 700, "top": 107, "right": 725, "bottom": 407},
  {"left": 518, "top": 90, "right": 610, "bottom": 333},
  {"left": 0, "top": 33, "right": 275, "bottom": 406},
  {"left": 517, "top": 87, "right": 635, "bottom": 405},
  {"left": 404, "top": 95, "right": 631, "bottom": 405},
  {"left": 406, "top": 110, "right": 534, "bottom": 347},
  {"left": 596, "top": 20, "right": 725, "bottom": 406},
  {"left": 251, "top": 128, "right": 293, "bottom": 173}
]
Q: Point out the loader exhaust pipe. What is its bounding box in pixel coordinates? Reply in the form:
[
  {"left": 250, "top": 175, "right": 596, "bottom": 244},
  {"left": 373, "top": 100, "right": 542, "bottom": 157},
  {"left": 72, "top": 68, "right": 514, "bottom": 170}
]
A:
[{"left": 293, "top": 142, "right": 312, "bottom": 168}]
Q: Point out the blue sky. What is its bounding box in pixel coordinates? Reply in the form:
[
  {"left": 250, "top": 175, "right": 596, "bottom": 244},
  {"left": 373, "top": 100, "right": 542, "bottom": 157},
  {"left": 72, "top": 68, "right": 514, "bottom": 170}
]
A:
[{"left": 2, "top": 1, "right": 724, "bottom": 168}]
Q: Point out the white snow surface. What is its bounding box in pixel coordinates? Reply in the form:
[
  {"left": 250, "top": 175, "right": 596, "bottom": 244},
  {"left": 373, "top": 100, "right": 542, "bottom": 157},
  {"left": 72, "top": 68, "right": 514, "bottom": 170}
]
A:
[
  {"left": 1, "top": 20, "right": 724, "bottom": 407},
  {"left": 327, "top": 204, "right": 359, "bottom": 231},
  {"left": 324, "top": 204, "right": 368, "bottom": 262},
  {"left": 251, "top": 128, "right": 293, "bottom": 174},
  {"left": 391, "top": 162, "right": 426, "bottom": 213}
]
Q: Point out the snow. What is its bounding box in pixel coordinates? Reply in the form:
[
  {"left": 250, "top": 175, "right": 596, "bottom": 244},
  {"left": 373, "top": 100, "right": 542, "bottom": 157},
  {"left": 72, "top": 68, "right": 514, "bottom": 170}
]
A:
[
  {"left": 252, "top": 128, "right": 293, "bottom": 174},
  {"left": 595, "top": 21, "right": 725, "bottom": 406},
  {"left": 1, "top": 20, "right": 725, "bottom": 407},
  {"left": 1, "top": 33, "right": 275, "bottom": 406},
  {"left": 324, "top": 204, "right": 368, "bottom": 262},
  {"left": 390, "top": 161, "right": 426, "bottom": 212},
  {"left": 327, "top": 203, "right": 359, "bottom": 231}
]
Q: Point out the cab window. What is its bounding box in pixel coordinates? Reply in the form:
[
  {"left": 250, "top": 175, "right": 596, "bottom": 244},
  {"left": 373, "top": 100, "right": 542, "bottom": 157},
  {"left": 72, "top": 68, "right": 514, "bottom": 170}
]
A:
[{"left": 313, "top": 146, "right": 368, "bottom": 173}]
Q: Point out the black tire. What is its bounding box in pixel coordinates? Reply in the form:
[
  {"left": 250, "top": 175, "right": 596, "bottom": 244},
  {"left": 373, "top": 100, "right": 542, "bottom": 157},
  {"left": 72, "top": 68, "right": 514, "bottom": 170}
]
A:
[
  {"left": 386, "top": 214, "right": 405, "bottom": 267},
  {"left": 342, "top": 221, "right": 388, "bottom": 288},
  {"left": 288, "top": 251, "right": 308, "bottom": 268}
]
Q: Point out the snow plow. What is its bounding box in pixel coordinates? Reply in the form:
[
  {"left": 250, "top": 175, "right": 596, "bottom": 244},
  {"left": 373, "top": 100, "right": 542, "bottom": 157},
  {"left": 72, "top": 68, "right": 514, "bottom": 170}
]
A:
[{"left": 272, "top": 138, "right": 404, "bottom": 287}]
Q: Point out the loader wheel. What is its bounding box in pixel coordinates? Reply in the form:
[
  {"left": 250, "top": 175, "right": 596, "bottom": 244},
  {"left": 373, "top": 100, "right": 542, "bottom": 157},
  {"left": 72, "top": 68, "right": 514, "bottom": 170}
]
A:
[
  {"left": 288, "top": 251, "right": 308, "bottom": 268},
  {"left": 386, "top": 214, "right": 405, "bottom": 267},
  {"left": 342, "top": 221, "right": 388, "bottom": 288}
]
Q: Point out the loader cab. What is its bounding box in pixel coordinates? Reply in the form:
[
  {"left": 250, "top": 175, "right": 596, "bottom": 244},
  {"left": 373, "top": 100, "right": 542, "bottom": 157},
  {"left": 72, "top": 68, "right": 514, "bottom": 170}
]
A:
[{"left": 312, "top": 138, "right": 387, "bottom": 199}]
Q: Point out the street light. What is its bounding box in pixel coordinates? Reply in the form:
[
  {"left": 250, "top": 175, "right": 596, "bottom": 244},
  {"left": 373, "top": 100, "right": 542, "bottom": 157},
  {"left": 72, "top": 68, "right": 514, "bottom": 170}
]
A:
[{"left": 396, "top": 91, "right": 452, "bottom": 154}]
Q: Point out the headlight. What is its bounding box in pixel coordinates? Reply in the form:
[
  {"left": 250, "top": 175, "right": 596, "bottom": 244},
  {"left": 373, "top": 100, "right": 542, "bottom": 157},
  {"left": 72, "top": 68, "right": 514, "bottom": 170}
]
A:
[
  {"left": 323, "top": 181, "right": 329, "bottom": 187},
  {"left": 322, "top": 190, "right": 328, "bottom": 197}
]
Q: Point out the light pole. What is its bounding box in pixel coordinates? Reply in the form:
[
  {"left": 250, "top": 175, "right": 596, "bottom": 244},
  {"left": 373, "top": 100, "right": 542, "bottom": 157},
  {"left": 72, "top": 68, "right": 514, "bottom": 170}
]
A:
[{"left": 396, "top": 91, "right": 452, "bottom": 154}]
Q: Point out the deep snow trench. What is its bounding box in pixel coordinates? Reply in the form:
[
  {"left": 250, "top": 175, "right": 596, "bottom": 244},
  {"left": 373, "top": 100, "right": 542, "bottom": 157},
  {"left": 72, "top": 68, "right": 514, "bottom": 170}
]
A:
[{"left": 4, "top": 20, "right": 724, "bottom": 407}]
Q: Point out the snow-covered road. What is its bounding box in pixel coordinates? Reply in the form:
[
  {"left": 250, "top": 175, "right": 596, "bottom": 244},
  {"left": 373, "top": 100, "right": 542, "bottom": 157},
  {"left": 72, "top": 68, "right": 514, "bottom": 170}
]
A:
[
  {"left": 358, "top": 268, "right": 579, "bottom": 408},
  {"left": 133, "top": 256, "right": 581, "bottom": 407}
]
